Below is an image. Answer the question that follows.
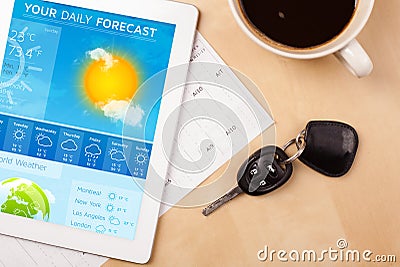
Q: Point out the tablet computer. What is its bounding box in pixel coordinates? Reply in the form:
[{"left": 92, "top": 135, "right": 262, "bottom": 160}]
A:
[{"left": 0, "top": 0, "right": 198, "bottom": 263}]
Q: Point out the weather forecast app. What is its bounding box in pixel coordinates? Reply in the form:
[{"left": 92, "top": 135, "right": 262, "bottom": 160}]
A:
[{"left": 0, "top": 0, "right": 175, "bottom": 240}]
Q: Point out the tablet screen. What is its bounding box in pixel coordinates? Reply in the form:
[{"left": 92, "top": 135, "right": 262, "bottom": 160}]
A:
[{"left": 0, "top": 0, "right": 175, "bottom": 240}]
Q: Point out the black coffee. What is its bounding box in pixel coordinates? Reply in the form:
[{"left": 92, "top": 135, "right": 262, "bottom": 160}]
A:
[{"left": 240, "top": 0, "right": 356, "bottom": 48}]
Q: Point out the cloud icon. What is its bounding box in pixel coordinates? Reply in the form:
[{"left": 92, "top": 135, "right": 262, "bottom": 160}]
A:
[
  {"left": 85, "top": 144, "right": 102, "bottom": 156},
  {"left": 61, "top": 139, "right": 78, "bottom": 152},
  {"left": 109, "top": 216, "right": 120, "bottom": 226},
  {"left": 95, "top": 225, "right": 106, "bottom": 234},
  {"left": 37, "top": 136, "right": 52, "bottom": 147},
  {"left": 110, "top": 151, "right": 126, "bottom": 162}
]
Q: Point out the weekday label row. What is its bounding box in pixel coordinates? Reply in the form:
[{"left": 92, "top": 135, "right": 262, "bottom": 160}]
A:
[{"left": 0, "top": 114, "right": 151, "bottom": 178}]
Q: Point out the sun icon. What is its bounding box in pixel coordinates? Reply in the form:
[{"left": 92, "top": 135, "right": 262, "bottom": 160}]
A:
[
  {"left": 13, "top": 129, "right": 26, "bottom": 141},
  {"left": 106, "top": 203, "right": 114, "bottom": 212},
  {"left": 109, "top": 148, "right": 119, "bottom": 156},
  {"left": 135, "top": 153, "right": 148, "bottom": 165},
  {"left": 84, "top": 50, "right": 139, "bottom": 106},
  {"left": 35, "top": 133, "right": 45, "bottom": 141}
]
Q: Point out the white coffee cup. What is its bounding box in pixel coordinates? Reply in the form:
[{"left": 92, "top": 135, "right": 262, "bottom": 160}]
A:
[{"left": 229, "top": 0, "right": 374, "bottom": 78}]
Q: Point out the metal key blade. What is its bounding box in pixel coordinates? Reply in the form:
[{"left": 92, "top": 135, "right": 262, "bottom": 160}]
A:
[{"left": 202, "top": 186, "right": 243, "bottom": 216}]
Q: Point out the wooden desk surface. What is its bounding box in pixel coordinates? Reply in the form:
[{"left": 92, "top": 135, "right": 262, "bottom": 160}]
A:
[{"left": 106, "top": 0, "right": 400, "bottom": 266}]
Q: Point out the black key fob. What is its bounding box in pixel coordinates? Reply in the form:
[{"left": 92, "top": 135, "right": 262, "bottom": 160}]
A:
[
  {"left": 299, "top": 121, "right": 358, "bottom": 177},
  {"left": 237, "top": 146, "right": 293, "bottom": 196}
]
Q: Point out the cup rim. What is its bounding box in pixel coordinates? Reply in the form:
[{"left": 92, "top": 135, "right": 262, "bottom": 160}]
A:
[{"left": 228, "top": 0, "right": 375, "bottom": 59}]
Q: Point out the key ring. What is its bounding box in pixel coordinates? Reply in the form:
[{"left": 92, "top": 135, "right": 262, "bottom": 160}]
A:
[{"left": 281, "top": 129, "right": 306, "bottom": 165}]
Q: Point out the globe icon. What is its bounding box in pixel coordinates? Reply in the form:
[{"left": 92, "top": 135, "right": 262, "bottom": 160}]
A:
[{"left": 0, "top": 178, "right": 50, "bottom": 221}]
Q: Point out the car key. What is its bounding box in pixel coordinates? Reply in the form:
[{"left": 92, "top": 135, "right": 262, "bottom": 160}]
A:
[
  {"left": 202, "top": 120, "right": 358, "bottom": 216},
  {"left": 202, "top": 146, "right": 293, "bottom": 216}
]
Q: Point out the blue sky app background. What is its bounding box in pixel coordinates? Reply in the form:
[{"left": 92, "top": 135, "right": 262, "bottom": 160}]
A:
[{"left": 4, "top": 0, "right": 176, "bottom": 142}]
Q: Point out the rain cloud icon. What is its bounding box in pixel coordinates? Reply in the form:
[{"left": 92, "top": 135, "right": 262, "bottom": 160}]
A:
[
  {"left": 85, "top": 143, "right": 102, "bottom": 156},
  {"left": 61, "top": 139, "right": 78, "bottom": 151}
]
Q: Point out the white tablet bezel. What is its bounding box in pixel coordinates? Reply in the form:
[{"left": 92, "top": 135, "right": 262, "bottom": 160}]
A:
[{"left": 0, "top": 0, "right": 198, "bottom": 263}]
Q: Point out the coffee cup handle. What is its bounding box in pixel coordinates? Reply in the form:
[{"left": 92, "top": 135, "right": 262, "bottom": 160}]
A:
[{"left": 334, "top": 39, "right": 373, "bottom": 78}]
